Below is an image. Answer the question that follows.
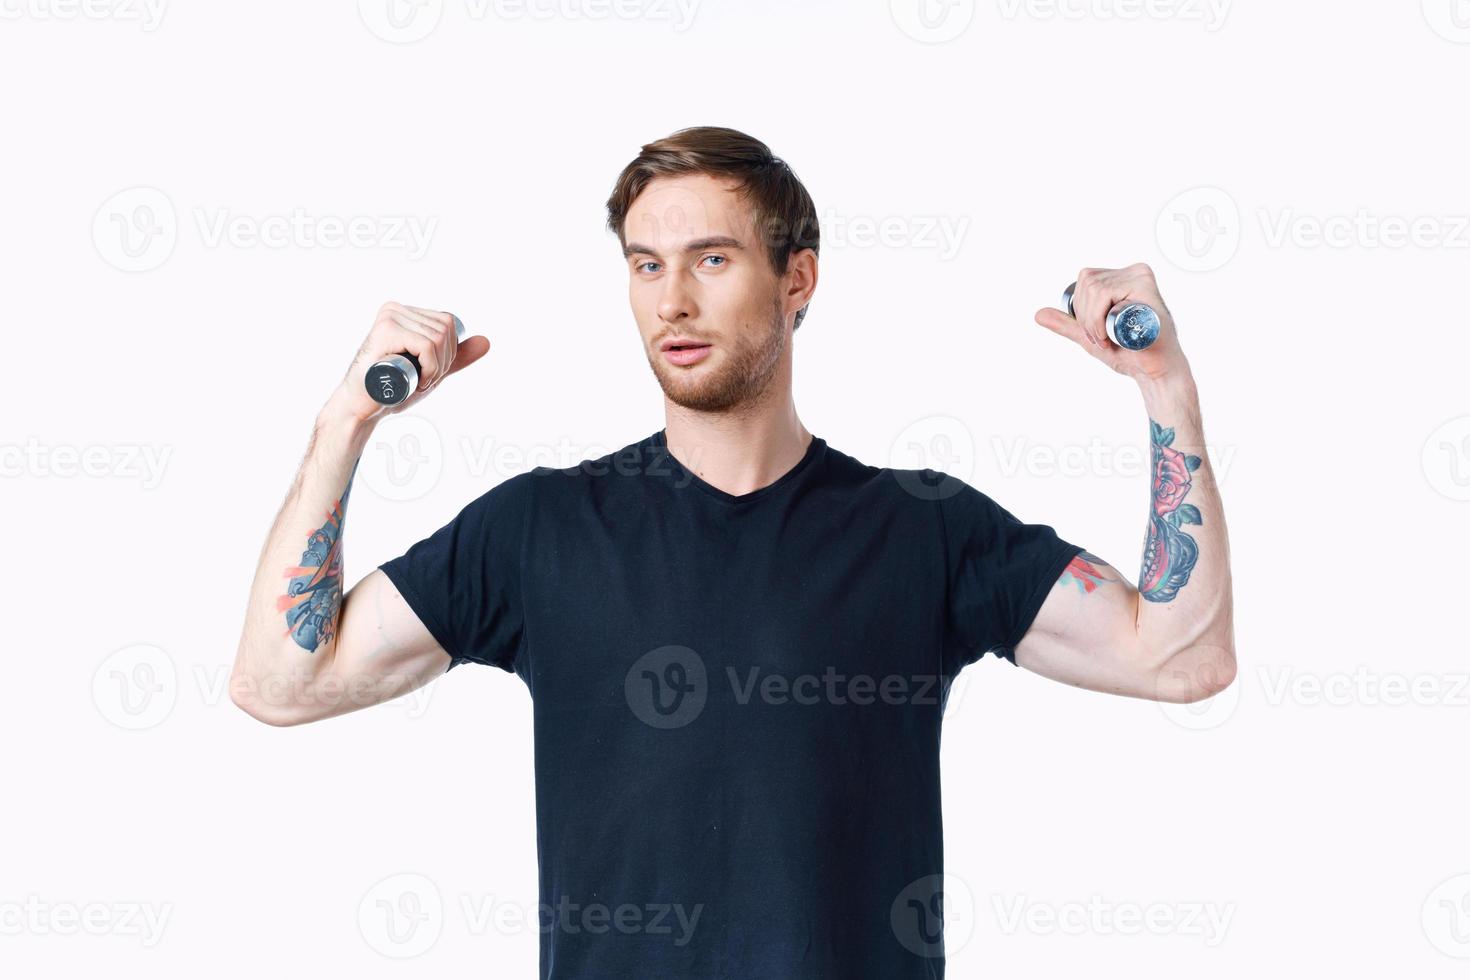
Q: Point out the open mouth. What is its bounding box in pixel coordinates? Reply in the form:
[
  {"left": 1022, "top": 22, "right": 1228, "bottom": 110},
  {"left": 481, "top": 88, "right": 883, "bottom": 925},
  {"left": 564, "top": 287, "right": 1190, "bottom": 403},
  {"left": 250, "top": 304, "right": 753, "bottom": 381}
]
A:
[
  {"left": 662, "top": 340, "right": 713, "bottom": 366},
  {"left": 661, "top": 337, "right": 712, "bottom": 351}
]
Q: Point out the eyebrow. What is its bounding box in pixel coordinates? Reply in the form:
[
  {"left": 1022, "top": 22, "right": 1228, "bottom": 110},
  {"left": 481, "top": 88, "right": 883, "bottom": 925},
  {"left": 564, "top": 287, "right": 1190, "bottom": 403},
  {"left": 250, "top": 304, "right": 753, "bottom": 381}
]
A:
[{"left": 622, "top": 235, "right": 746, "bottom": 260}]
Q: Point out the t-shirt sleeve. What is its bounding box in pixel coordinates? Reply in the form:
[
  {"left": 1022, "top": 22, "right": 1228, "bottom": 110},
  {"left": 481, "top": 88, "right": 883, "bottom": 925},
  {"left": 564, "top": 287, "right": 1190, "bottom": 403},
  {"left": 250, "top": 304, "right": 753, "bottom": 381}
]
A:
[
  {"left": 376, "top": 473, "right": 532, "bottom": 673},
  {"left": 937, "top": 478, "right": 1085, "bottom": 673}
]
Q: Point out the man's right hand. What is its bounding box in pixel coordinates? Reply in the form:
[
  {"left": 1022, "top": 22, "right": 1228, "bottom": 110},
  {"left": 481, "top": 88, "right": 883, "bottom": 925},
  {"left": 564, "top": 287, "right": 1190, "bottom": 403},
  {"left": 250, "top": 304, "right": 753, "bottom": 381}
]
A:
[{"left": 330, "top": 301, "right": 492, "bottom": 425}]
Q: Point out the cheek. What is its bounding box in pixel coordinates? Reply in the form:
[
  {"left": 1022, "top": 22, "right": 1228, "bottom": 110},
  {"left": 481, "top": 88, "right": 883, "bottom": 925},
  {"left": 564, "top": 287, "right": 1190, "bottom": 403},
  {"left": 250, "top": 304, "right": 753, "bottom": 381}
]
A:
[
  {"left": 705, "top": 272, "right": 753, "bottom": 315},
  {"left": 627, "top": 282, "right": 656, "bottom": 325}
]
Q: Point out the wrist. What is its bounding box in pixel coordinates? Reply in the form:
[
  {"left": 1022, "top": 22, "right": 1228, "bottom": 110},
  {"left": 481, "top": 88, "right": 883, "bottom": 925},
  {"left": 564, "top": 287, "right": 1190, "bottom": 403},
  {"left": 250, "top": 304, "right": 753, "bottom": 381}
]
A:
[
  {"left": 315, "top": 388, "right": 375, "bottom": 457},
  {"left": 1137, "top": 370, "right": 1198, "bottom": 413}
]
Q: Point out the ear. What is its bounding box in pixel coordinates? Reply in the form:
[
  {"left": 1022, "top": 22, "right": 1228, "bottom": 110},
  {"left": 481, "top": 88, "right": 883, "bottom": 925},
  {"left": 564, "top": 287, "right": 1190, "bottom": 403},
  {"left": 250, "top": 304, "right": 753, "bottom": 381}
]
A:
[{"left": 784, "top": 247, "right": 818, "bottom": 320}]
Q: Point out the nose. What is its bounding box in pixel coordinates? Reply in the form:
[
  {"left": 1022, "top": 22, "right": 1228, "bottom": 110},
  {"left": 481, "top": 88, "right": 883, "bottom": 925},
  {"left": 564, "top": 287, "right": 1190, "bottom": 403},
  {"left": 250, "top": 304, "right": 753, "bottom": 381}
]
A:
[{"left": 657, "top": 266, "right": 697, "bottom": 324}]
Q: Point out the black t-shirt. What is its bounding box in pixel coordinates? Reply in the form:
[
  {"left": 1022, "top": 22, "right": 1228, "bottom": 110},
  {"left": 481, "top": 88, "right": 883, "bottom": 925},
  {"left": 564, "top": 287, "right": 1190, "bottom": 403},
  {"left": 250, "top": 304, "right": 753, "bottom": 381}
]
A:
[{"left": 378, "top": 429, "right": 1083, "bottom": 979}]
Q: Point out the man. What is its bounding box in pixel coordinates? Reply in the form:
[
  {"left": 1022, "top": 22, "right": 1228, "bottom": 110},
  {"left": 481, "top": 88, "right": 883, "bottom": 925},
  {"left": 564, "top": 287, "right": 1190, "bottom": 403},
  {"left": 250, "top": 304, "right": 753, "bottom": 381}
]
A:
[{"left": 231, "top": 126, "right": 1235, "bottom": 978}]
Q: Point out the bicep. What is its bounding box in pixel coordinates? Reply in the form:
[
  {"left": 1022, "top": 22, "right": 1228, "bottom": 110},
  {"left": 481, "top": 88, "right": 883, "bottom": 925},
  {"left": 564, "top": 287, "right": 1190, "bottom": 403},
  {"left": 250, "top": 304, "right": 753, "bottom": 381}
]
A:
[
  {"left": 1012, "top": 551, "right": 1162, "bottom": 700},
  {"left": 312, "top": 568, "right": 452, "bottom": 720}
]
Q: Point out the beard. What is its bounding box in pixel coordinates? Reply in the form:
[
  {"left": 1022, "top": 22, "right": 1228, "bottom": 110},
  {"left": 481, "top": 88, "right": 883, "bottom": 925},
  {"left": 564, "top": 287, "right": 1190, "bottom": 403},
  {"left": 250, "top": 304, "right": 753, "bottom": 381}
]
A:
[{"left": 646, "top": 294, "right": 788, "bottom": 413}]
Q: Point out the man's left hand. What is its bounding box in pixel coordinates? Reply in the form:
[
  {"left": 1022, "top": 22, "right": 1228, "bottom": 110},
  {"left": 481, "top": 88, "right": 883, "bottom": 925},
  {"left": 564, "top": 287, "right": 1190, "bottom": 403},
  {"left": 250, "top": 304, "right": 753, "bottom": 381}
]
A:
[{"left": 1035, "top": 263, "right": 1190, "bottom": 388}]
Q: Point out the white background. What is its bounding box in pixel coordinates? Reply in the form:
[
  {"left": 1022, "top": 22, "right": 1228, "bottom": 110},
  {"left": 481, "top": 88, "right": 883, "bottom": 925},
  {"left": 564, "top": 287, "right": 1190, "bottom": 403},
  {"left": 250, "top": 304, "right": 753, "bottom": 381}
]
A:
[{"left": 4, "top": 0, "right": 1469, "bottom": 975}]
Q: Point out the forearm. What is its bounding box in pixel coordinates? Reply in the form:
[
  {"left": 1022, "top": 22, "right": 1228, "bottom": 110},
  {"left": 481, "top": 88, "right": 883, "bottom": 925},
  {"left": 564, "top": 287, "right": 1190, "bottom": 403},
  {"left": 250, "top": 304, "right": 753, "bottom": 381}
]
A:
[
  {"left": 1134, "top": 372, "right": 1236, "bottom": 695},
  {"left": 231, "top": 392, "right": 372, "bottom": 718}
]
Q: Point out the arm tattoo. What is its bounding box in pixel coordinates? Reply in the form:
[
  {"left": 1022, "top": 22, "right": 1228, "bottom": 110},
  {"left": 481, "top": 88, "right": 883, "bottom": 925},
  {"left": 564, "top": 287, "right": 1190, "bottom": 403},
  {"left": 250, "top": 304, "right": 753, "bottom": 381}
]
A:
[
  {"left": 1139, "top": 419, "right": 1202, "bottom": 603},
  {"left": 278, "top": 462, "right": 357, "bottom": 651},
  {"left": 1059, "top": 550, "right": 1118, "bottom": 594}
]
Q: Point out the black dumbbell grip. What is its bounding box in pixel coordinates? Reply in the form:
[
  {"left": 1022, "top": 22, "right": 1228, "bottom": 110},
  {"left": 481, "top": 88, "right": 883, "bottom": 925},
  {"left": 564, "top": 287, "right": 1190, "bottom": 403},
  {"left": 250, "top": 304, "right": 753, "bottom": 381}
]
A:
[{"left": 363, "top": 315, "right": 465, "bottom": 406}]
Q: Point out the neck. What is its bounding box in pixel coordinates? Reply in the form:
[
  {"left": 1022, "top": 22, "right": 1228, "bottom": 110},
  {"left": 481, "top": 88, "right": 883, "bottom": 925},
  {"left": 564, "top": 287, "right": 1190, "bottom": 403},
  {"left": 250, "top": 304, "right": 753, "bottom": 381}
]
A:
[{"left": 662, "top": 361, "right": 811, "bottom": 498}]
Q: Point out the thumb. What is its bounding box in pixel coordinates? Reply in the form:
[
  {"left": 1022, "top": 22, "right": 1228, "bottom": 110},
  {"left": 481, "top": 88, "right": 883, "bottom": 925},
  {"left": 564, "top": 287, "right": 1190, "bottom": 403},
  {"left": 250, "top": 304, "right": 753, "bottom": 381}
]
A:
[
  {"left": 444, "top": 335, "right": 491, "bottom": 378},
  {"left": 1034, "top": 306, "right": 1087, "bottom": 346}
]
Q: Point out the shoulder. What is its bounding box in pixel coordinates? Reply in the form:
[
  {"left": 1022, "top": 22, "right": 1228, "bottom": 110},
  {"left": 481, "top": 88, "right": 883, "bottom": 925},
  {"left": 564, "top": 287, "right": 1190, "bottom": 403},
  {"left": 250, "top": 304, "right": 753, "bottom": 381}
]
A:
[
  {"left": 822, "top": 441, "right": 992, "bottom": 514},
  {"left": 504, "top": 433, "right": 667, "bottom": 508},
  {"left": 824, "top": 445, "right": 1043, "bottom": 561},
  {"left": 451, "top": 469, "right": 539, "bottom": 533}
]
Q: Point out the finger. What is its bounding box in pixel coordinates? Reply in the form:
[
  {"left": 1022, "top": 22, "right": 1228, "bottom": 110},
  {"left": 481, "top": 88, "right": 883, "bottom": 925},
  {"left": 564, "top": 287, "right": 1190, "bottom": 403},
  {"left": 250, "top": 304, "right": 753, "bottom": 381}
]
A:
[
  {"left": 397, "top": 307, "right": 460, "bottom": 386},
  {"left": 387, "top": 312, "right": 442, "bottom": 385},
  {"left": 393, "top": 305, "right": 449, "bottom": 343},
  {"left": 400, "top": 305, "right": 456, "bottom": 342},
  {"left": 1123, "top": 263, "right": 1169, "bottom": 317},
  {"left": 1035, "top": 307, "right": 1101, "bottom": 354},
  {"left": 1074, "top": 270, "right": 1114, "bottom": 351},
  {"left": 442, "top": 335, "right": 491, "bottom": 379}
]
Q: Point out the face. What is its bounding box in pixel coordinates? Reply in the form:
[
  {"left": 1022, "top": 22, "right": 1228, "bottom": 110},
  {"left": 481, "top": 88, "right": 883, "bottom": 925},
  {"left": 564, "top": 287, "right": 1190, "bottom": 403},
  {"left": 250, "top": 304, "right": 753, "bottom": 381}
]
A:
[{"left": 622, "top": 173, "right": 809, "bottom": 413}]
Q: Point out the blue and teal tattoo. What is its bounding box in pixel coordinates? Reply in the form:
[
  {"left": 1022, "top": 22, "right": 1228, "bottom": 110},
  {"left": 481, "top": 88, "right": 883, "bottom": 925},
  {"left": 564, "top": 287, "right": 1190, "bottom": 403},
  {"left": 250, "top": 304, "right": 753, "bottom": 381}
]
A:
[
  {"left": 1139, "top": 419, "right": 1202, "bottom": 602},
  {"left": 278, "top": 463, "right": 356, "bottom": 651}
]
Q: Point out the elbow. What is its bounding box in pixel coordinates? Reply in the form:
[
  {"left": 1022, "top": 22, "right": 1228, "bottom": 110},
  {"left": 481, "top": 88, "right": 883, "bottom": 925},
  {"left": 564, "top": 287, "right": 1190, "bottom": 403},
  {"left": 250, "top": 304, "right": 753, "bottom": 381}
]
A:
[
  {"left": 1155, "top": 645, "right": 1237, "bottom": 703},
  {"left": 229, "top": 673, "right": 304, "bottom": 728},
  {"left": 1183, "top": 654, "right": 1236, "bottom": 702}
]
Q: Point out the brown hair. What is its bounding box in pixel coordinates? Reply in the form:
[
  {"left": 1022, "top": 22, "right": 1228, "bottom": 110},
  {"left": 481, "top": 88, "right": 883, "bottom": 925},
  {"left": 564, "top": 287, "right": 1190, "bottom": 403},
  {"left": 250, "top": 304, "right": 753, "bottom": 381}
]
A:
[{"left": 605, "top": 126, "right": 820, "bottom": 330}]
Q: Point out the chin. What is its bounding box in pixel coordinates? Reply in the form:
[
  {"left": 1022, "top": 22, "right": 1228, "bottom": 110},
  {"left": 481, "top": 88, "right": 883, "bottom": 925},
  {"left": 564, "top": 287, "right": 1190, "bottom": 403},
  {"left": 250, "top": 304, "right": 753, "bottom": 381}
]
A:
[{"left": 658, "top": 371, "right": 744, "bottom": 413}]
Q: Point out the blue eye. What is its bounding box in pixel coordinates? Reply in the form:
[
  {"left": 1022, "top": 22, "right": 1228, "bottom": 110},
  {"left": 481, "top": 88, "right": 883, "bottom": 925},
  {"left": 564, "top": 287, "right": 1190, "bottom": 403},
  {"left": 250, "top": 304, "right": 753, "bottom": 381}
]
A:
[
  {"left": 702, "top": 255, "right": 726, "bottom": 268},
  {"left": 637, "top": 261, "right": 661, "bottom": 274}
]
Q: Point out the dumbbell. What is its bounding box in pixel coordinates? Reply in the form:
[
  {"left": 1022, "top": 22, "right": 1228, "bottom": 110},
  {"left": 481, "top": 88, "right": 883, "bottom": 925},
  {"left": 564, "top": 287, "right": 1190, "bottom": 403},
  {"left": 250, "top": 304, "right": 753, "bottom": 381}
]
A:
[
  {"left": 1062, "top": 282, "right": 1159, "bottom": 351},
  {"left": 364, "top": 314, "right": 467, "bottom": 406}
]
